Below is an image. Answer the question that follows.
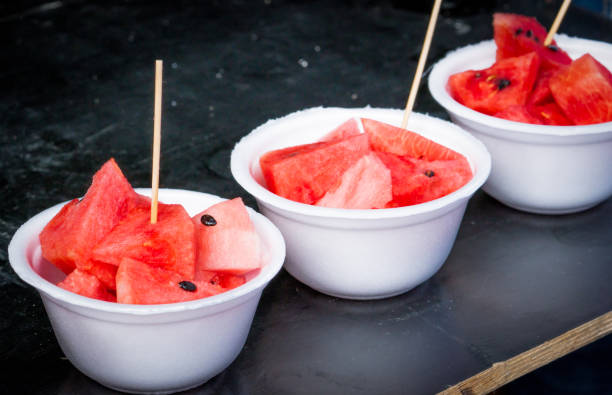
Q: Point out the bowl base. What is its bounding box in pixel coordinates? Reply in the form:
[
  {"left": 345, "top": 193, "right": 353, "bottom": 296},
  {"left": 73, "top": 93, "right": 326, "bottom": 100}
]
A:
[
  {"left": 493, "top": 197, "right": 601, "bottom": 215},
  {"left": 104, "top": 380, "right": 207, "bottom": 395}
]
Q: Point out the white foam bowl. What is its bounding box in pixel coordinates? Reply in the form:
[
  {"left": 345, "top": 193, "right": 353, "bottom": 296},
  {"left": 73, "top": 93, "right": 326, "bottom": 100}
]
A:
[
  {"left": 8, "top": 189, "right": 286, "bottom": 394},
  {"left": 429, "top": 36, "right": 612, "bottom": 214},
  {"left": 231, "top": 107, "right": 491, "bottom": 300}
]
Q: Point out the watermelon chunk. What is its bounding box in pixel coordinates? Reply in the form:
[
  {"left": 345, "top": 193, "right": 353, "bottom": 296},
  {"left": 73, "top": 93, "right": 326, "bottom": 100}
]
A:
[
  {"left": 376, "top": 152, "right": 473, "bottom": 207},
  {"left": 259, "top": 133, "right": 370, "bottom": 204},
  {"left": 493, "top": 13, "right": 571, "bottom": 71},
  {"left": 448, "top": 52, "right": 540, "bottom": 115},
  {"left": 116, "top": 258, "right": 225, "bottom": 305},
  {"left": 529, "top": 102, "right": 573, "bottom": 125},
  {"left": 90, "top": 203, "right": 196, "bottom": 280},
  {"left": 39, "top": 158, "right": 145, "bottom": 275},
  {"left": 192, "top": 198, "right": 261, "bottom": 277},
  {"left": 549, "top": 54, "right": 612, "bottom": 125},
  {"left": 320, "top": 118, "right": 362, "bottom": 142},
  {"left": 58, "top": 269, "right": 116, "bottom": 302},
  {"left": 361, "top": 118, "right": 464, "bottom": 161},
  {"left": 315, "top": 153, "right": 392, "bottom": 209},
  {"left": 494, "top": 105, "right": 544, "bottom": 124}
]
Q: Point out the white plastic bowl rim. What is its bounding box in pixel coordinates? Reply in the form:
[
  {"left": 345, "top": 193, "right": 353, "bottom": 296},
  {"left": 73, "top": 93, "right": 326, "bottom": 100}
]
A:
[
  {"left": 428, "top": 35, "right": 612, "bottom": 137},
  {"left": 231, "top": 106, "right": 491, "bottom": 221},
  {"left": 8, "top": 188, "right": 286, "bottom": 316}
]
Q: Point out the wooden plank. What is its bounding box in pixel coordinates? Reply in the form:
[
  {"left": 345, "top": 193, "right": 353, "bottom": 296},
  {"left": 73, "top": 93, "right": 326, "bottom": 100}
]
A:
[{"left": 438, "top": 311, "right": 612, "bottom": 395}]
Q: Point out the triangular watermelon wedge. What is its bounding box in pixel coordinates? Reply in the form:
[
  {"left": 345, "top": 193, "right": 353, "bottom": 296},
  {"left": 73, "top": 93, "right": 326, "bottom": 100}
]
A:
[
  {"left": 493, "top": 13, "right": 572, "bottom": 71},
  {"left": 192, "top": 198, "right": 261, "bottom": 277},
  {"left": 39, "top": 158, "right": 147, "bottom": 275},
  {"left": 549, "top": 54, "right": 612, "bottom": 125},
  {"left": 320, "top": 118, "right": 362, "bottom": 142},
  {"left": 259, "top": 133, "right": 370, "bottom": 204},
  {"left": 90, "top": 203, "right": 196, "bottom": 280},
  {"left": 361, "top": 118, "right": 464, "bottom": 161},
  {"left": 448, "top": 52, "right": 540, "bottom": 115},
  {"left": 116, "top": 258, "right": 225, "bottom": 305}
]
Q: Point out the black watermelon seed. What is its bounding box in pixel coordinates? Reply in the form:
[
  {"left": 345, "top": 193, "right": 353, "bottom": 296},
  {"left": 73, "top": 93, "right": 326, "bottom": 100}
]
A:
[
  {"left": 534, "top": 36, "right": 540, "bottom": 43},
  {"left": 424, "top": 170, "right": 435, "bottom": 178},
  {"left": 179, "top": 281, "right": 197, "bottom": 292},
  {"left": 475, "top": 72, "right": 481, "bottom": 78},
  {"left": 497, "top": 79, "right": 511, "bottom": 90},
  {"left": 515, "top": 28, "right": 523, "bottom": 36},
  {"left": 547, "top": 45, "right": 559, "bottom": 52},
  {"left": 526, "top": 29, "right": 533, "bottom": 38},
  {"left": 200, "top": 214, "right": 217, "bottom": 226}
]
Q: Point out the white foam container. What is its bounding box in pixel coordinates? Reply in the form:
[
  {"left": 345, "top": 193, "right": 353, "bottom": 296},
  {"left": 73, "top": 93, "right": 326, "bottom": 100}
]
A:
[
  {"left": 231, "top": 107, "right": 491, "bottom": 300},
  {"left": 429, "top": 36, "right": 612, "bottom": 214},
  {"left": 8, "top": 189, "right": 286, "bottom": 394}
]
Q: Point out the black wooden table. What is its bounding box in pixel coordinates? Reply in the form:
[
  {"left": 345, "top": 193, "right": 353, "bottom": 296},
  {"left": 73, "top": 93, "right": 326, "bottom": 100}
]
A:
[{"left": 1, "top": 1, "right": 611, "bottom": 394}]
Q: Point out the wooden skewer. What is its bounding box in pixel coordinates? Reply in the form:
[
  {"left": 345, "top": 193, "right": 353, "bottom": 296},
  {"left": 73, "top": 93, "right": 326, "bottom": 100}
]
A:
[
  {"left": 401, "top": 0, "right": 443, "bottom": 129},
  {"left": 438, "top": 310, "right": 612, "bottom": 395},
  {"left": 544, "top": 0, "right": 572, "bottom": 46},
  {"left": 151, "top": 60, "right": 163, "bottom": 224}
]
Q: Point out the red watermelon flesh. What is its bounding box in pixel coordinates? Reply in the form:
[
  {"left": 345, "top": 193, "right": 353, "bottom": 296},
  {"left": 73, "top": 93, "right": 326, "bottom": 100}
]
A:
[
  {"left": 549, "top": 54, "right": 612, "bottom": 125},
  {"left": 315, "top": 153, "right": 392, "bottom": 209},
  {"left": 58, "top": 269, "right": 116, "bottom": 302},
  {"left": 375, "top": 152, "right": 429, "bottom": 206},
  {"left": 39, "top": 158, "right": 144, "bottom": 275},
  {"left": 116, "top": 258, "right": 225, "bottom": 305},
  {"left": 494, "top": 105, "right": 544, "bottom": 124},
  {"left": 362, "top": 118, "right": 464, "bottom": 161},
  {"left": 493, "top": 13, "right": 571, "bottom": 71},
  {"left": 529, "top": 102, "right": 573, "bottom": 125},
  {"left": 376, "top": 152, "right": 473, "bottom": 207},
  {"left": 260, "top": 133, "right": 370, "bottom": 204},
  {"left": 527, "top": 68, "right": 560, "bottom": 106},
  {"left": 90, "top": 203, "right": 196, "bottom": 280},
  {"left": 448, "top": 52, "right": 540, "bottom": 115},
  {"left": 320, "top": 118, "right": 362, "bottom": 142},
  {"left": 192, "top": 198, "right": 261, "bottom": 277},
  {"left": 198, "top": 270, "right": 247, "bottom": 291}
]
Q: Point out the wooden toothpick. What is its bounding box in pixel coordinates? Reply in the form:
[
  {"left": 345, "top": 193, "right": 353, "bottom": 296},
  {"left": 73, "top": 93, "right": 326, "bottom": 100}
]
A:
[
  {"left": 544, "top": 0, "right": 572, "bottom": 46},
  {"left": 401, "top": 0, "right": 443, "bottom": 129},
  {"left": 151, "top": 60, "right": 163, "bottom": 224}
]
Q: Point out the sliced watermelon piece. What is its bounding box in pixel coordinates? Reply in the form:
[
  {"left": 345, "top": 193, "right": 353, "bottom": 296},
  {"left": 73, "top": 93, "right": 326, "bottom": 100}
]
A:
[
  {"left": 116, "top": 258, "right": 224, "bottom": 304},
  {"left": 493, "top": 13, "right": 571, "bottom": 70},
  {"left": 549, "top": 54, "right": 612, "bottom": 125},
  {"left": 315, "top": 153, "right": 392, "bottom": 209},
  {"left": 361, "top": 118, "right": 464, "bottom": 161},
  {"left": 58, "top": 269, "right": 116, "bottom": 302},
  {"left": 448, "top": 52, "right": 540, "bottom": 115},
  {"left": 527, "top": 68, "right": 561, "bottom": 106},
  {"left": 39, "top": 159, "right": 145, "bottom": 275},
  {"left": 494, "top": 105, "right": 544, "bottom": 124},
  {"left": 320, "top": 118, "right": 362, "bottom": 142},
  {"left": 376, "top": 152, "right": 473, "bottom": 207},
  {"left": 192, "top": 198, "right": 261, "bottom": 277},
  {"left": 87, "top": 260, "right": 119, "bottom": 291},
  {"left": 260, "top": 133, "right": 370, "bottom": 204},
  {"left": 90, "top": 203, "right": 196, "bottom": 280},
  {"left": 375, "top": 152, "right": 429, "bottom": 206},
  {"left": 529, "top": 102, "right": 573, "bottom": 125},
  {"left": 197, "top": 270, "right": 247, "bottom": 290}
]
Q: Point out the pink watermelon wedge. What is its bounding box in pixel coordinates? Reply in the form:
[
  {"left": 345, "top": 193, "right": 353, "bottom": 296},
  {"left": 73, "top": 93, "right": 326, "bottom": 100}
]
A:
[
  {"left": 315, "top": 153, "right": 392, "bottom": 209},
  {"left": 192, "top": 198, "right": 261, "bottom": 277},
  {"left": 362, "top": 118, "right": 465, "bottom": 161},
  {"left": 549, "top": 54, "right": 612, "bottom": 125},
  {"left": 116, "top": 258, "right": 225, "bottom": 305},
  {"left": 39, "top": 158, "right": 147, "bottom": 275},
  {"left": 260, "top": 133, "right": 370, "bottom": 204},
  {"left": 58, "top": 269, "right": 116, "bottom": 302},
  {"left": 90, "top": 203, "right": 197, "bottom": 280},
  {"left": 320, "top": 118, "right": 362, "bottom": 142}
]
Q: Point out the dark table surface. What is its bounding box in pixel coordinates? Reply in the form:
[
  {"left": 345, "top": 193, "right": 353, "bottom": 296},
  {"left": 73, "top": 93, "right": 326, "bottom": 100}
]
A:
[{"left": 1, "top": 1, "right": 611, "bottom": 394}]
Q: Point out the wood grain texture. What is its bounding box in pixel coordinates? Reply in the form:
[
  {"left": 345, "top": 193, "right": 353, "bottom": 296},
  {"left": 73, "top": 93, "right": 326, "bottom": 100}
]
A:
[{"left": 439, "top": 311, "right": 612, "bottom": 395}]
